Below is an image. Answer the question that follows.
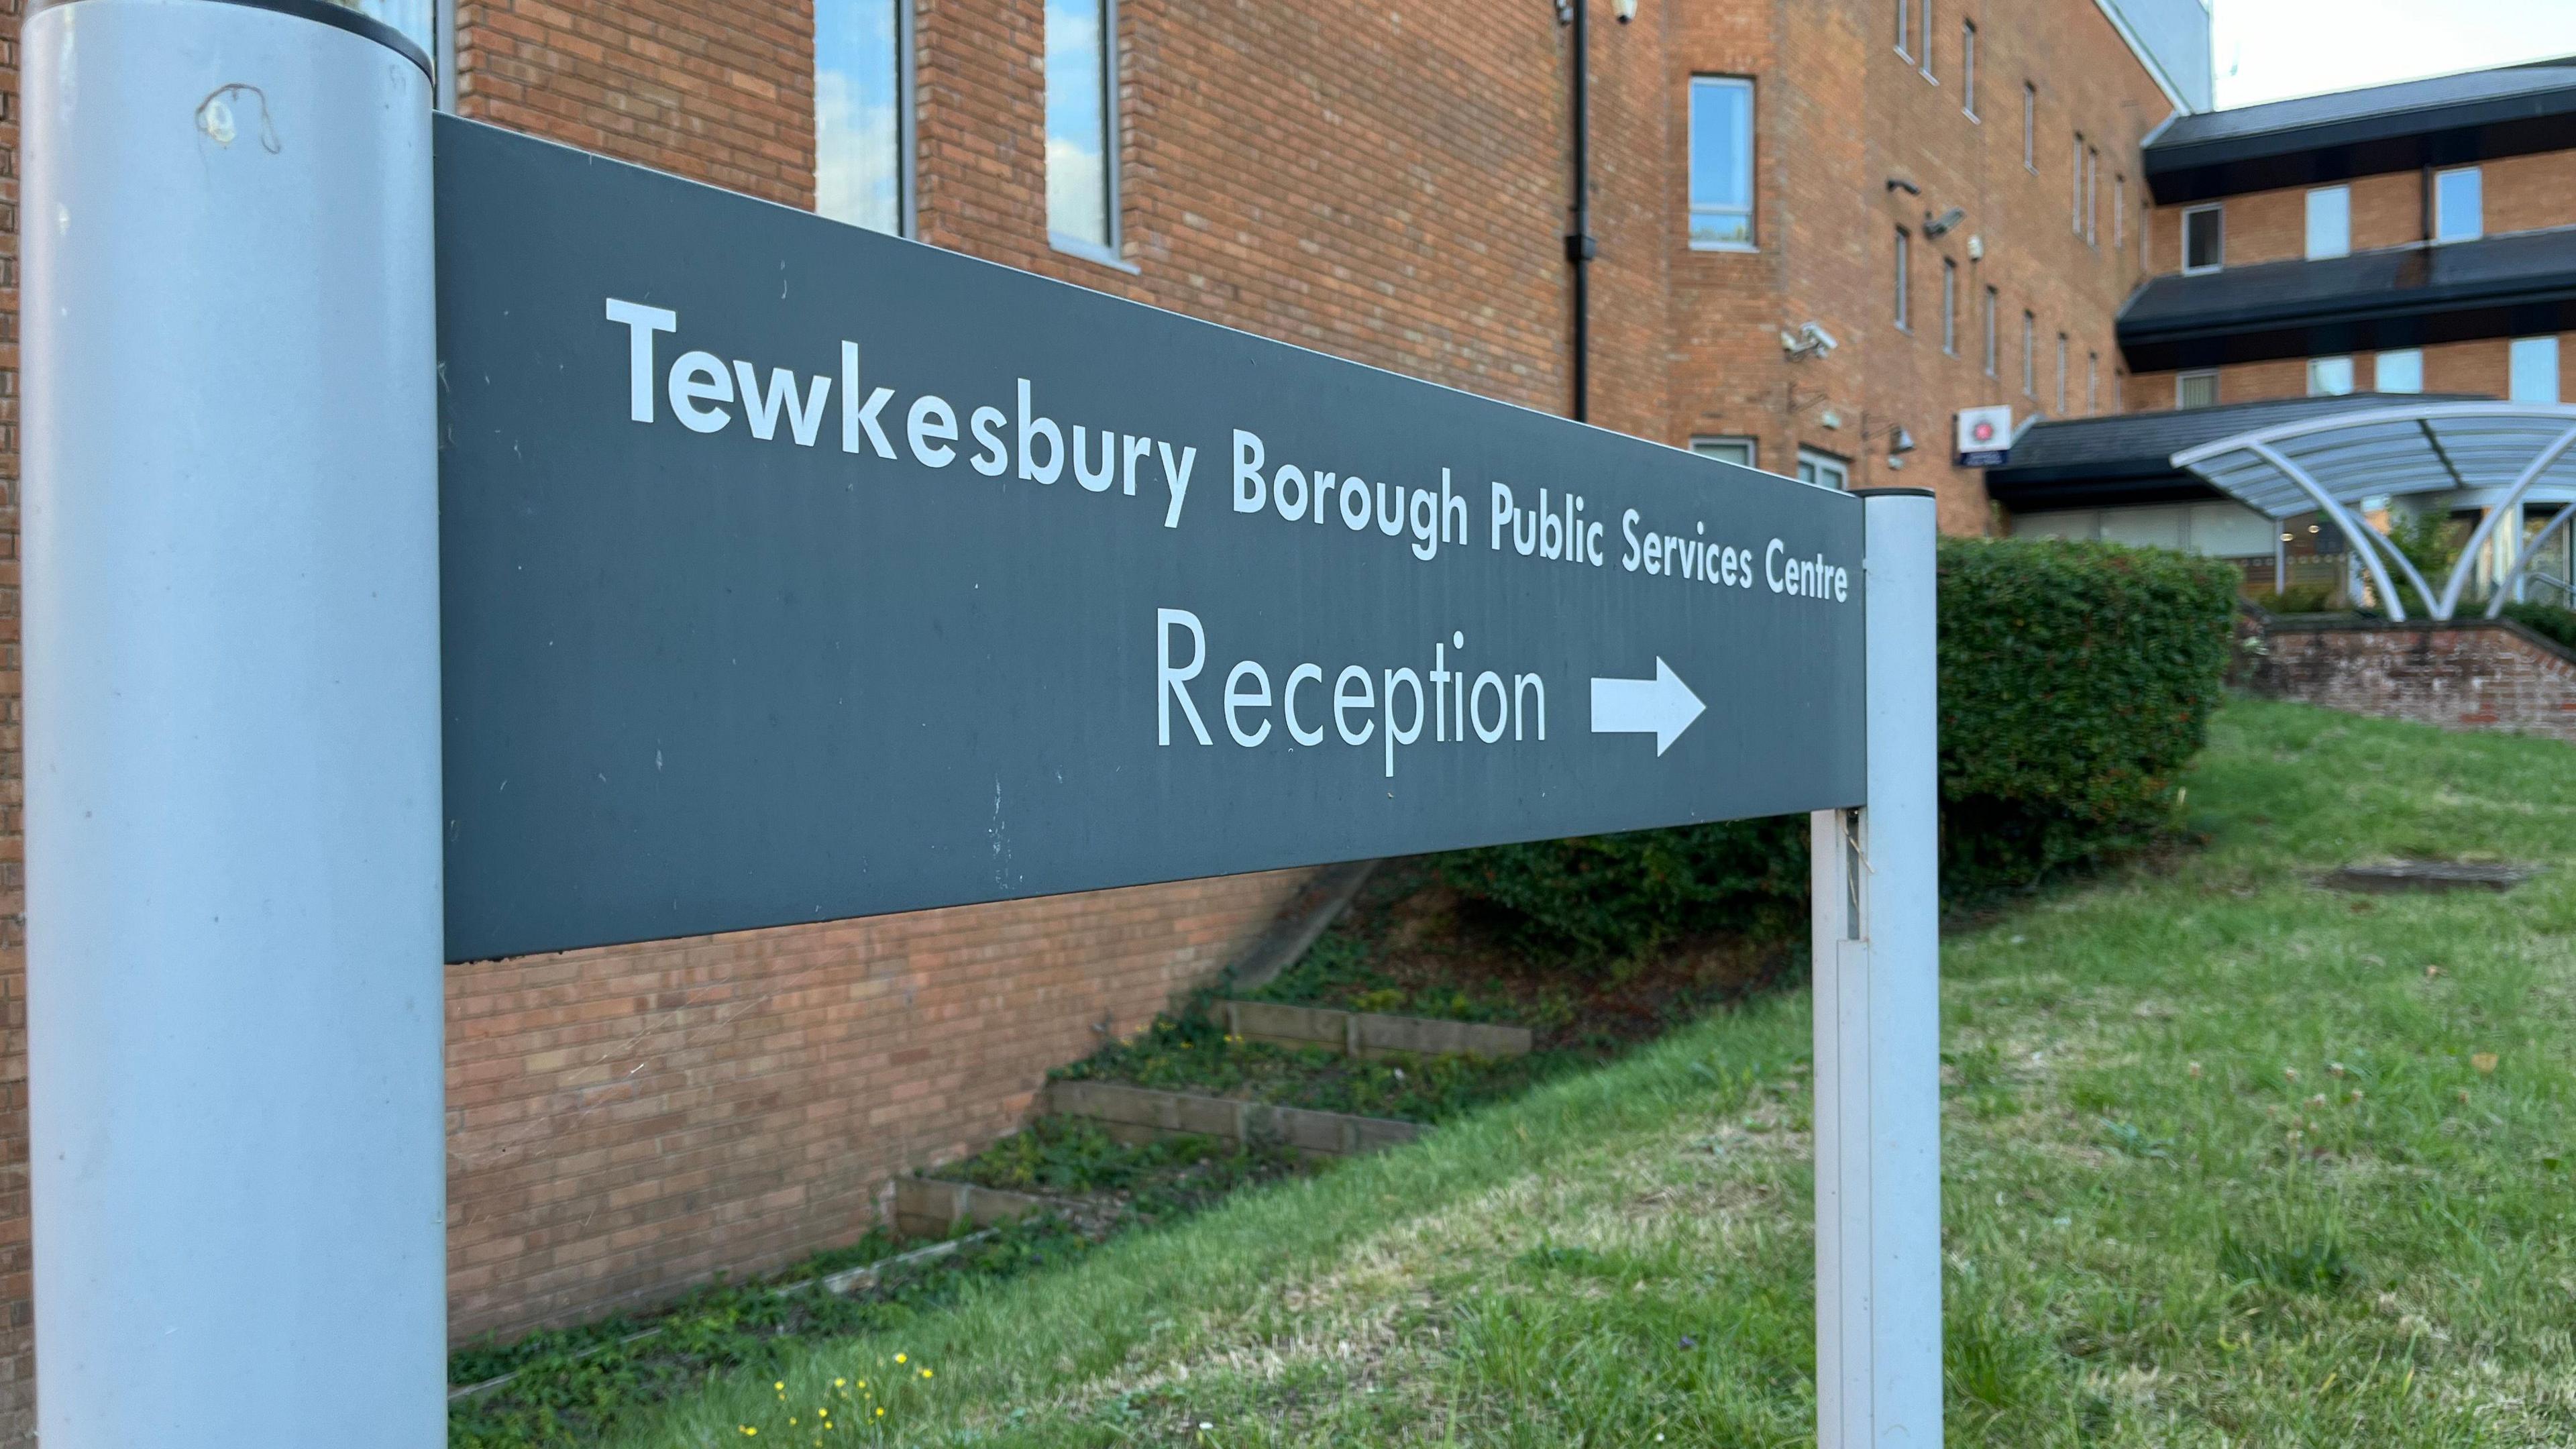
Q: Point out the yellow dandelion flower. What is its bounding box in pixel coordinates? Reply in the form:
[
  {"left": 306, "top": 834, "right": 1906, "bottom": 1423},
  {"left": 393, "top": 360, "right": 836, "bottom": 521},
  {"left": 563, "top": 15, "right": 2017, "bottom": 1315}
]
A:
[
  {"left": 920, "top": 1368, "right": 932, "bottom": 1379},
  {"left": 775, "top": 1381, "right": 786, "bottom": 1391},
  {"left": 834, "top": 1379, "right": 845, "bottom": 1389},
  {"left": 876, "top": 1407, "right": 885, "bottom": 1417},
  {"left": 742, "top": 1430, "right": 758, "bottom": 1439},
  {"left": 894, "top": 1353, "right": 907, "bottom": 1364}
]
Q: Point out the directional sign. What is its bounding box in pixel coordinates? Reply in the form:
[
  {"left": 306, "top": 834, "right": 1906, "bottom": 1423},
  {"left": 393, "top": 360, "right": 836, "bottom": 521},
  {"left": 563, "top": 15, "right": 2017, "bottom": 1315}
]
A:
[{"left": 435, "top": 116, "right": 1866, "bottom": 961}]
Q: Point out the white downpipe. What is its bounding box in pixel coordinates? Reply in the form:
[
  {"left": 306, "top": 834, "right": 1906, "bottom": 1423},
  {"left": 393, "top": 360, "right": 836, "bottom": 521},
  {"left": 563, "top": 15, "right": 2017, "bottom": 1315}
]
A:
[
  {"left": 25, "top": 1, "right": 445, "bottom": 1444},
  {"left": 2434, "top": 424, "right": 2576, "bottom": 619},
  {"left": 1812, "top": 490, "right": 1941, "bottom": 1448}
]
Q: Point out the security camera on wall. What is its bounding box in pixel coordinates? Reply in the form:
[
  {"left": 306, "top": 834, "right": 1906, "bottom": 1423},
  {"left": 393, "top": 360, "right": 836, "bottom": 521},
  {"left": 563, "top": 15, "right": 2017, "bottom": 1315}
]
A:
[{"left": 1781, "top": 321, "right": 1839, "bottom": 359}]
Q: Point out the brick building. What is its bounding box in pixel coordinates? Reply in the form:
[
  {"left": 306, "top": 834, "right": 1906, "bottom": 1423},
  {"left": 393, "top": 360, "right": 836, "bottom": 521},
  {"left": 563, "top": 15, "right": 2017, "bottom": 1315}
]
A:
[
  {"left": 0, "top": 0, "right": 2209, "bottom": 1432},
  {"left": 1993, "top": 58, "right": 2576, "bottom": 604}
]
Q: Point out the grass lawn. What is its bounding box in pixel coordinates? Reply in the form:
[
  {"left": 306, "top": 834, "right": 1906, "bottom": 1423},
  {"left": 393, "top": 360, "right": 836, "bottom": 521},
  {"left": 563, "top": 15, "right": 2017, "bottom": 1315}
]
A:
[{"left": 612, "top": 699, "right": 2576, "bottom": 1448}]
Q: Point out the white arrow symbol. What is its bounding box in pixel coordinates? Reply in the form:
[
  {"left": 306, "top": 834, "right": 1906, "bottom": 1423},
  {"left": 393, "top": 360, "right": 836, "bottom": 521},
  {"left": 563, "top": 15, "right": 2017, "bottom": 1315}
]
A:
[{"left": 1589, "top": 657, "right": 1707, "bottom": 756}]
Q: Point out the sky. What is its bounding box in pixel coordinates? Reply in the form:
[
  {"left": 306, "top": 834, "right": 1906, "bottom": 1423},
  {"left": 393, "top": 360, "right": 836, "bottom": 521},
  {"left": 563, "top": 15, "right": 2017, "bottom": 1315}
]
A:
[{"left": 2211, "top": 0, "right": 2576, "bottom": 109}]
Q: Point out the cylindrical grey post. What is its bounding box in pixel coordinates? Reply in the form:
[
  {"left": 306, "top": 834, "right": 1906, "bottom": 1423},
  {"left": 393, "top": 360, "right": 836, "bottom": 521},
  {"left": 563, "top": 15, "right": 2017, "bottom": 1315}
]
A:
[
  {"left": 1810, "top": 490, "right": 1941, "bottom": 1448},
  {"left": 25, "top": 1, "right": 443, "bottom": 1442}
]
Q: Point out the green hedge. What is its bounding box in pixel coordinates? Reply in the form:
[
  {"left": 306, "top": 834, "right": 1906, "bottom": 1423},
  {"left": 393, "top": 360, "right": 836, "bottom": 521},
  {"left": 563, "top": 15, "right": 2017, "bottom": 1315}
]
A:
[
  {"left": 1439, "top": 538, "right": 2241, "bottom": 961},
  {"left": 2501, "top": 600, "right": 2576, "bottom": 651}
]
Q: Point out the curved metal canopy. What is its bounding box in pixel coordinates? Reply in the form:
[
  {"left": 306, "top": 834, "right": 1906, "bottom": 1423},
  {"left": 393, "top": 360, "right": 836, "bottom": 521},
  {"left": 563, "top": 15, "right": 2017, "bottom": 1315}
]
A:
[{"left": 2170, "top": 400, "right": 2576, "bottom": 621}]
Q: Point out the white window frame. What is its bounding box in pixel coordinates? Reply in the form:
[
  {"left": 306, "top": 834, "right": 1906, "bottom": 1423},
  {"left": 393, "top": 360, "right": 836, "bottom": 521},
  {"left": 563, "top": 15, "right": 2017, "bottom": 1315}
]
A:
[
  {"left": 1687, "top": 76, "right": 1758, "bottom": 253},
  {"left": 1691, "top": 435, "right": 1760, "bottom": 469},
  {"left": 2434, "top": 166, "right": 2483, "bottom": 246},
  {"left": 2071, "top": 132, "right": 2084, "bottom": 234},
  {"left": 814, "top": 0, "right": 918, "bottom": 239},
  {"left": 1895, "top": 0, "right": 1913, "bottom": 59},
  {"left": 2114, "top": 174, "right": 2126, "bottom": 249},
  {"left": 1045, "top": 0, "right": 1132, "bottom": 272},
  {"left": 2055, "top": 332, "right": 2068, "bottom": 413},
  {"left": 2181, "top": 203, "right": 2223, "bottom": 274},
  {"left": 2373, "top": 349, "right": 2422, "bottom": 394},
  {"left": 1982, "top": 284, "right": 1998, "bottom": 376},
  {"left": 2021, "top": 309, "right": 2037, "bottom": 396},
  {"left": 2304, "top": 184, "right": 2351, "bottom": 261},
  {"left": 1961, "top": 21, "right": 1977, "bottom": 117},
  {"left": 2175, "top": 370, "right": 2218, "bottom": 409},
  {"left": 1918, "top": 0, "right": 1935, "bottom": 79},
  {"left": 1797, "top": 448, "right": 1852, "bottom": 490},
  {"left": 2306, "top": 356, "right": 2356, "bottom": 396},
  {"left": 2021, "top": 83, "right": 2037, "bottom": 171}
]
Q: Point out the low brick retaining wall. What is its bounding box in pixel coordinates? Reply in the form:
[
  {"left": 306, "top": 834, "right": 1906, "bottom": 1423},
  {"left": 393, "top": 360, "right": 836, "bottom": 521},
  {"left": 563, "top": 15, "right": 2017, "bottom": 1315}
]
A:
[
  {"left": 1042, "top": 1080, "right": 1421, "bottom": 1157},
  {"left": 1220, "top": 999, "right": 1532, "bottom": 1060},
  {"left": 2240, "top": 613, "right": 2576, "bottom": 743},
  {"left": 891, "top": 1177, "right": 1075, "bottom": 1239}
]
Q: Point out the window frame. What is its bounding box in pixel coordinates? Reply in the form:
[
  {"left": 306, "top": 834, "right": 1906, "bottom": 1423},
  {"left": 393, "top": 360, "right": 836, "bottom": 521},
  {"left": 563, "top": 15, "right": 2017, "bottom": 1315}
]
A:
[
  {"left": 1044, "top": 0, "right": 1130, "bottom": 270},
  {"left": 1941, "top": 258, "right": 1958, "bottom": 355},
  {"left": 2055, "top": 331, "right": 2068, "bottom": 413},
  {"left": 1982, "top": 284, "right": 1998, "bottom": 376},
  {"left": 1686, "top": 75, "right": 1758, "bottom": 253},
  {"left": 2373, "top": 349, "right": 2423, "bottom": 394},
  {"left": 2434, "top": 166, "right": 2484, "bottom": 246},
  {"left": 2086, "top": 351, "right": 2099, "bottom": 413},
  {"left": 2113, "top": 173, "right": 2126, "bottom": 249},
  {"left": 1895, "top": 0, "right": 1913, "bottom": 59},
  {"left": 2021, "top": 83, "right": 2037, "bottom": 171},
  {"left": 2304, "top": 184, "right": 2351, "bottom": 261},
  {"left": 1690, "top": 435, "right": 1760, "bottom": 469},
  {"left": 814, "top": 0, "right": 918, "bottom": 239},
  {"left": 1918, "top": 0, "right": 1935, "bottom": 79},
  {"left": 2071, "top": 131, "right": 2084, "bottom": 233},
  {"left": 2175, "top": 370, "right": 2218, "bottom": 409},
  {"left": 1797, "top": 448, "right": 1853, "bottom": 491},
  {"left": 2084, "top": 145, "right": 2099, "bottom": 245},
  {"left": 2306, "top": 356, "right": 2357, "bottom": 397},
  {"left": 2180, "top": 203, "right": 2223, "bottom": 275},
  {"left": 1893, "top": 227, "right": 1912, "bottom": 331},
  {"left": 1961, "top": 20, "right": 1977, "bottom": 115},
  {"left": 2021, "top": 309, "right": 2037, "bottom": 396}
]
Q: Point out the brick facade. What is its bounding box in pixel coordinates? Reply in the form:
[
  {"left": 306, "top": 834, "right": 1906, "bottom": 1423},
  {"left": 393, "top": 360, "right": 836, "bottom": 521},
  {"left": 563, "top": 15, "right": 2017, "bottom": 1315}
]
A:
[
  {"left": 2242, "top": 616, "right": 2576, "bottom": 743},
  {"left": 2125, "top": 331, "right": 2576, "bottom": 412},
  {"left": 0, "top": 0, "right": 2178, "bottom": 1430}
]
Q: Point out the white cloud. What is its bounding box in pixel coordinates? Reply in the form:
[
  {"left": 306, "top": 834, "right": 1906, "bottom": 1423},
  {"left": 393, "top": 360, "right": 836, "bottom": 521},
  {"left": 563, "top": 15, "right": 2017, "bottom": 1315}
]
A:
[{"left": 2212, "top": 0, "right": 2576, "bottom": 109}]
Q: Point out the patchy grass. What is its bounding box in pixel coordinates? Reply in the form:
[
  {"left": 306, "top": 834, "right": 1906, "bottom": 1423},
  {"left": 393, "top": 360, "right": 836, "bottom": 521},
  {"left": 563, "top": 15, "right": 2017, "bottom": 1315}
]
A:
[
  {"left": 614, "top": 699, "right": 2576, "bottom": 1447},
  {"left": 1050, "top": 1014, "right": 1578, "bottom": 1124}
]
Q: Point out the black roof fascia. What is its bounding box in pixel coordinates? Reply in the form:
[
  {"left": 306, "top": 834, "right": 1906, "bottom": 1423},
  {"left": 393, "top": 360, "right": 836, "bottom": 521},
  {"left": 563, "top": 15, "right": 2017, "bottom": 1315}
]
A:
[
  {"left": 2145, "top": 87, "right": 2576, "bottom": 203},
  {"left": 2115, "top": 244, "right": 2576, "bottom": 373},
  {"left": 1984, "top": 465, "right": 2224, "bottom": 513}
]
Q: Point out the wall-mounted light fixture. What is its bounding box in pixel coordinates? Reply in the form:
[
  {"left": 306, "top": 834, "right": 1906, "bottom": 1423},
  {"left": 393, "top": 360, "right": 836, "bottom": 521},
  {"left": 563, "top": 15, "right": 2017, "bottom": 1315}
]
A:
[{"left": 1885, "top": 176, "right": 1922, "bottom": 197}]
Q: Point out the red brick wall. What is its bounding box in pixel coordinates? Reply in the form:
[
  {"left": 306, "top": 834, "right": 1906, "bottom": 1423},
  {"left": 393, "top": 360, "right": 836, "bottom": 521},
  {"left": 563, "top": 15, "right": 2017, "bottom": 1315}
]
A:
[
  {"left": 2128, "top": 330, "right": 2576, "bottom": 411},
  {"left": 447, "top": 870, "right": 1310, "bottom": 1338},
  {"left": 2245, "top": 619, "right": 2576, "bottom": 743},
  {"left": 1666, "top": 0, "right": 2174, "bottom": 536}
]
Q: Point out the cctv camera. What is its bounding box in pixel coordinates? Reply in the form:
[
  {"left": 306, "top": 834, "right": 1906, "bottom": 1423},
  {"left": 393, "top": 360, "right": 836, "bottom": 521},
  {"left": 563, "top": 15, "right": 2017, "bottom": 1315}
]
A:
[
  {"left": 1924, "top": 206, "right": 1966, "bottom": 238},
  {"left": 1791, "top": 321, "right": 1839, "bottom": 358}
]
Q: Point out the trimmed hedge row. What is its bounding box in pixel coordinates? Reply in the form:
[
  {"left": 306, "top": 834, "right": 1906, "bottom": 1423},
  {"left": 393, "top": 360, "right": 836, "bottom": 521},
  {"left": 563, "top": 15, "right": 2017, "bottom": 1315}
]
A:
[{"left": 1438, "top": 537, "right": 2241, "bottom": 961}]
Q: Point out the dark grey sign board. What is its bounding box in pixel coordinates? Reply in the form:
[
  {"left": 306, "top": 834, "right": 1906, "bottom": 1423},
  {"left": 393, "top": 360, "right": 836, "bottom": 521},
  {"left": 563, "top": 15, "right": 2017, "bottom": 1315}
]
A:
[{"left": 434, "top": 115, "right": 1867, "bottom": 962}]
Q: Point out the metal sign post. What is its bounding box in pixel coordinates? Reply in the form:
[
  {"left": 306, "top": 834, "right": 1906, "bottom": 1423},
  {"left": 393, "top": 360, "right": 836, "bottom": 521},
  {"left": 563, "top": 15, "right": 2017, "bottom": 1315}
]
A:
[
  {"left": 25, "top": 1, "right": 446, "bottom": 1444},
  {"left": 23, "top": 1, "right": 1937, "bottom": 1443},
  {"left": 1813, "top": 490, "right": 1943, "bottom": 1448}
]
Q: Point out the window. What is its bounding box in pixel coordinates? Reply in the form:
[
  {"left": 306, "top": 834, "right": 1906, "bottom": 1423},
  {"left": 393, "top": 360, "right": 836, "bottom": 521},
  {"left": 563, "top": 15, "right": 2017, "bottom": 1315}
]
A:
[
  {"left": 2512, "top": 336, "right": 2561, "bottom": 403},
  {"left": 2434, "top": 167, "right": 2483, "bottom": 244},
  {"left": 1941, "top": 259, "right": 1957, "bottom": 354},
  {"left": 2021, "top": 309, "right": 2037, "bottom": 394},
  {"left": 2071, "top": 132, "right": 2084, "bottom": 233},
  {"left": 2114, "top": 174, "right": 2126, "bottom": 248},
  {"left": 2085, "top": 146, "right": 2099, "bottom": 244},
  {"left": 1046, "top": 0, "right": 1118, "bottom": 256},
  {"left": 2306, "top": 356, "right": 2356, "bottom": 396},
  {"left": 2176, "top": 370, "right": 2218, "bottom": 408},
  {"left": 2055, "top": 333, "right": 2068, "bottom": 412},
  {"left": 2086, "top": 352, "right": 2099, "bottom": 413},
  {"left": 815, "top": 0, "right": 910, "bottom": 235},
  {"left": 1797, "top": 449, "right": 1851, "bottom": 490},
  {"left": 2374, "top": 349, "right": 2422, "bottom": 393},
  {"left": 2182, "top": 204, "right": 2222, "bottom": 273},
  {"left": 1893, "top": 229, "right": 1911, "bottom": 330},
  {"left": 2021, "top": 83, "right": 2037, "bottom": 170},
  {"left": 2304, "top": 185, "right": 2350, "bottom": 260},
  {"left": 1962, "top": 21, "right": 1978, "bottom": 117},
  {"left": 1692, "top": 436, "right": 1758, "bottom": 468},
  {"left": 1982, "top": 285, "right": 1998, "bottom": 375},
  {"left": 1918, "top": 0, "right": 1934, "bottom": 78},
  {"left": 1895, "top": 0, "right": 1913, "bottom": 58},
  {"left": 1688, "top": 77, "right": 1756, "bottom": 250}
]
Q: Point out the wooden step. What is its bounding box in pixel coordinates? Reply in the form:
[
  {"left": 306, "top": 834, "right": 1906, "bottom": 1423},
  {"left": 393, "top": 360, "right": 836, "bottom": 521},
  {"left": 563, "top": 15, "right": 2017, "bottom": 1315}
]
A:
[
  {"left": 1220, "top": 998, "right": 1532, "bottom": 1060},
  {"left": 1043, "top": 1079, "right": 1420, "bottom": 1158}
]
